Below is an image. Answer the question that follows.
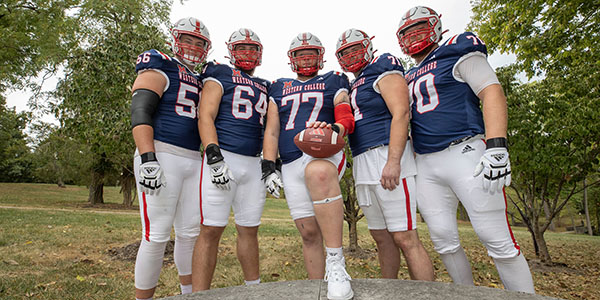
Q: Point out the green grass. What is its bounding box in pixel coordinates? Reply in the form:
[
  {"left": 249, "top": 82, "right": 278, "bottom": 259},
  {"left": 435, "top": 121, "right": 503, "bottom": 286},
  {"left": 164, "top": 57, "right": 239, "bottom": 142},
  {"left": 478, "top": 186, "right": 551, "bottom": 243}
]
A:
[{"left": 0, "top": 183, "right": 599, "bottom": 299}]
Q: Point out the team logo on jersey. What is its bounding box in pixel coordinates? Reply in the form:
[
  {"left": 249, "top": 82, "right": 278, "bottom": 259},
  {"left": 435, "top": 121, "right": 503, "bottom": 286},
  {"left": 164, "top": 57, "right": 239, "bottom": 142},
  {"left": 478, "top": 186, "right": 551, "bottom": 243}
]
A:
[
  {"left": 283, "top": 81, "right": 293, "bottom": 88},
  {"left": 232, "top": 69, "right": 242, "bottom": 77},
  {"left": 461, "top": 145, "right": 475, "bottom": 154}
]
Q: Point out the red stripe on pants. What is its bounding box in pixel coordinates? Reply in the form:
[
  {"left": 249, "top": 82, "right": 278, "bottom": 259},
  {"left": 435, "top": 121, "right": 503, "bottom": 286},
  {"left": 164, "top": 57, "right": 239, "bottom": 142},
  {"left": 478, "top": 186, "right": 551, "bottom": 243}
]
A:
[
  {"left": 503, "top": 188, "right": 521, "bottom": 254},
  {"left": 402, "top": 178, "right": 413, "bottom": 231},
  {"left": 142, "top": 192, "right": 150, "bottom": 241},
  {"left": 199, "top": 152, "right": 206, "bottom": 225}
]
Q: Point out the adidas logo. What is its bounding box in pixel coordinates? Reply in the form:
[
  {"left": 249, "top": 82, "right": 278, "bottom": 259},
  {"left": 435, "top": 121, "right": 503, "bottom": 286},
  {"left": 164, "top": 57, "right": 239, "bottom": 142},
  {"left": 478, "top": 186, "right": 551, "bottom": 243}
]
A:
[
  {"left": 461, "top": 145, "right": 475, "bottom": 154},
  {"left": 492, "top": 153, "right": 505, "bottom": 162}
]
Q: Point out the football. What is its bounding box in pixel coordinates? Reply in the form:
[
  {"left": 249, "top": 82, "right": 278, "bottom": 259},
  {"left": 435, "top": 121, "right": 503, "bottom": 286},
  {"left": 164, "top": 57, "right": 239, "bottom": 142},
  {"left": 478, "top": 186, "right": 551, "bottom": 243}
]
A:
[{"left": 294, "top": 127, "right": 345, "bottom": 158}]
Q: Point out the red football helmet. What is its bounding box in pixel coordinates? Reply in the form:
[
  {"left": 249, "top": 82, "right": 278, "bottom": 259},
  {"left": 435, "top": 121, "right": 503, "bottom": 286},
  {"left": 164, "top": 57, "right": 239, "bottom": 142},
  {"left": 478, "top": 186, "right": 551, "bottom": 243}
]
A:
[
  {"left": 396, "top": 6, "right": 444, "bottom": 56},
  {"left": 226, "top": 28, "right": 262, "bottom": 71},
  {"left": 335, "top": 29, "right": 374, "bottom": 73},
  {"left": 288, "top": 32, "right": 325, "bottom": 76},
  {"left": 170, "top": 17, "right": 211, "bottom": 66}
]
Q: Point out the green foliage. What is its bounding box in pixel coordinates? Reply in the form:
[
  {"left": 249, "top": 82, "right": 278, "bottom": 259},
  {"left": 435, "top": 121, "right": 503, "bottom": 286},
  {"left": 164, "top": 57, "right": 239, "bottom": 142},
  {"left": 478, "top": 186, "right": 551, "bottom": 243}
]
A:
[
  {"left": 0, "top": 98, "right": 34, "bottom": 182},
  {"left": 53, "top": 0, "right": 171, "bottom": 172},
  {"left": 30, "top": 123, "right": 92, "bottom": 185},
  {"left": 471, "top": 0, "right": 600, "bottom": 261},
  {"left": 0, "top": 0, "right": 79, "bottom": 93}
]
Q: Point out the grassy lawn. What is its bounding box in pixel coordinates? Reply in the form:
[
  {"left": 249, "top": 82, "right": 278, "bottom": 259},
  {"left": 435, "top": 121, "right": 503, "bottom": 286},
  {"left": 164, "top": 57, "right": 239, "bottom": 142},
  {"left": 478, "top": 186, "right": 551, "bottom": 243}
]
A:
[{"left": 0, "top": 183, "right": 599, "bottom": 299}]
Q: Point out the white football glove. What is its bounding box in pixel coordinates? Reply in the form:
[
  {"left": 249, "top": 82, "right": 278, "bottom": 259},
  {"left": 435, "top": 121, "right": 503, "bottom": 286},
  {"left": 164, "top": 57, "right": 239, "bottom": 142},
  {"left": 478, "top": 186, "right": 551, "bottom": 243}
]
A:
[
  {"left": 473, "top": 147, "right": 511, "bottom": 195},
  {"left": 264, "top": 172, "right": 283, "bottom": 198},
  {"left": 261, "top": 159, "right": 283, "bottom": 198},
  {"left": 139, "top": 160, "right": 166, "bottom": 195},
  {"left": 209, "top": 160, "right": 235, "bottom": 190}
]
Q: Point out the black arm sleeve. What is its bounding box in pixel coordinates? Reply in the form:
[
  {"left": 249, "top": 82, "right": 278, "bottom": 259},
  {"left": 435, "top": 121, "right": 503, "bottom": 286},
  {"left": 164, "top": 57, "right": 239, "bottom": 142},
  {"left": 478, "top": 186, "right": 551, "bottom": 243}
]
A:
[{"left": 131, "top": 88, "right": 160, "bottom": 129}]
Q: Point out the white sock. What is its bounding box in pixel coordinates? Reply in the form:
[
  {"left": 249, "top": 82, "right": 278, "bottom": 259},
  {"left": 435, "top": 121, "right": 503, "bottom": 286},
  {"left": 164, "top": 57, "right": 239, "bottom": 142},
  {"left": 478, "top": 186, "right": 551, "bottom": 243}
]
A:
[
  {"left": 493, "top": 254, "right": 535, "bottom": 293},
  {"left": 136, "top": 298, "right": 152, "bottom": 300},
  {"left": 180, "top": 283, "right": 192, "bottom": 294},
  {"left": 326, "top": 247, "right": 343, "bottom": 259},
  {"left": 244, "top": 278, "right": 261, "bottom": 285},
  {"left": 440, "top": 247, "right": 474, "bottom": 285}
]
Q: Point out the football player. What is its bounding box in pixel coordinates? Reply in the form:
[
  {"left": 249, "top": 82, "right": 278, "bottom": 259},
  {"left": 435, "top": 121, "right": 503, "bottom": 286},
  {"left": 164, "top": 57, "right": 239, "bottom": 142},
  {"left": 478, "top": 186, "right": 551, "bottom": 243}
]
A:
[
  {"left": 397, "top": 6, "right": 534, "bottom": 293},
  {"left": 131, "top": 17, "right": 210, "bottom": 299},
  {"left": 191, "top": 28, "right": 270, "bottom": 291},
  {"left": 262, "top": 32, "right": 354, "bottom": 300},
  {"left": 335, "top": 29, "right": 434, "bottom": 281}
]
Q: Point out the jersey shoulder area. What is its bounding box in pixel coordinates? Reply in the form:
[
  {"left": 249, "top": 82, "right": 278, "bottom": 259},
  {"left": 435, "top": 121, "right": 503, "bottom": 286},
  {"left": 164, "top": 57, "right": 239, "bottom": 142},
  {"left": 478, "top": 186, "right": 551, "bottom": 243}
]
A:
[
  {"left": 364, "top": 52, "right": 405, "bottom": 76},
  {"left": 135, "top": 49, "right": 174, "bottom": 73},
  {"left": 321, "top": 70, "right": 350, "bottom": 89},
  {"left": 437, "top": 31, "right": 488, "bottom": 58},
  {"left": 201, "top": 61, "right": 234, "bottom": 79},
  {"left": 270, "top": 77, "right": 296, "bottom": 91}
]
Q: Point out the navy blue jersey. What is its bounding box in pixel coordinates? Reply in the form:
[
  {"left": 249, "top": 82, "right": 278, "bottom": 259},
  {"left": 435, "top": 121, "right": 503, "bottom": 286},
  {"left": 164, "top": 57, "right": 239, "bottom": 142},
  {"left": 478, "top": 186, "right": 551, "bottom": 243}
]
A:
[
  {"left": 202, "top": 62, "right": 270, "bottom": 156},
  {"left": 348, "top": 53, "right": 405, "bottom": 156},
  {"left": 405, "top": 32, "right": 487, "bottom": 154},
  {"left": 135, "top": 49, "right": 202, "bottom": 151},
  {"left": 270, "top": 71, "right": 350, "bottom": 164}
]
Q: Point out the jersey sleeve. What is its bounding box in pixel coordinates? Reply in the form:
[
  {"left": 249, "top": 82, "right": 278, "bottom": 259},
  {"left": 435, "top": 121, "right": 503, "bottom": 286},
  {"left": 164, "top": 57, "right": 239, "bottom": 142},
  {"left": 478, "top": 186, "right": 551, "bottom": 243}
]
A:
[
  {"left": 446, "top": 32, "right": 488, "bottom": 57},
  {"left": 201, "top": 62, "right": 228, "bottom": 92},
  {"left": 369, "top": 53, "right": 406, "bottom": 94},
  {"left": 135, "top": 49, "right": 173, "bottom": 73}
]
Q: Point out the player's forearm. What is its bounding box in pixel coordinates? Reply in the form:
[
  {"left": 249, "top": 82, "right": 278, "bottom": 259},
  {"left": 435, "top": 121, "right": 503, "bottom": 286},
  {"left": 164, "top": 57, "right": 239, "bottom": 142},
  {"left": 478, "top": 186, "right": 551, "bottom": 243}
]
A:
[
  {"left": 132, "top": 125, "right": 155, "bottom": 154},
  {"left": 479, "top": 84, "right": 508, "bottom": 139},
  {"left": 198, "top": 116, "right": 219, "bottom": 147},
  {"left": 387, "top": 112, "right": 409, "bottom": 164}
]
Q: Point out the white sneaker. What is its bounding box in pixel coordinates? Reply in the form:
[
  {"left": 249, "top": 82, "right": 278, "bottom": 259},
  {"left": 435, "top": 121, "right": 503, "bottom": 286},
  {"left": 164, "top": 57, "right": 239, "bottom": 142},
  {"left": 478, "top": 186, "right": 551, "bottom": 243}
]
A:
[{"left": 324, "top": 255, "right": 353, "bottom": 300}]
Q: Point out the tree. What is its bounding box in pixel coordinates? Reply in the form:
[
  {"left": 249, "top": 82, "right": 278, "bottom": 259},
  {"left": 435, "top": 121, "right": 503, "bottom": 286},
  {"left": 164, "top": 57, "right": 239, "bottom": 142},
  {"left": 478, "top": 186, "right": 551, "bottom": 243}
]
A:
[
  {"left": 0, "top": 97, "right": 33, "bottom": 182},
  {"left": 50, "top": 0, "right": 171, "bottom": 204},
  {"left": 30, "top": 122, "right": 91, "bottom": 186},
  {"left": 340, "top": 145, "right": 364, "bottom": 252},
  {"left": 471, "top": 0, "right": 600, "bottom": 263},
  {"left": 0, "top": 0, "right": 77, "bottom": 96}
]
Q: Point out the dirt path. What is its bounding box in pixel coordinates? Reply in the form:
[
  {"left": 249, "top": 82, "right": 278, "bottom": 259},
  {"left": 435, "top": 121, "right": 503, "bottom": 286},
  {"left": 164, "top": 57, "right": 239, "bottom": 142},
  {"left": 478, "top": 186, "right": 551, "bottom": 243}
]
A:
[{"left": 0, "top": 205, "right": 290, "bottom": 222}]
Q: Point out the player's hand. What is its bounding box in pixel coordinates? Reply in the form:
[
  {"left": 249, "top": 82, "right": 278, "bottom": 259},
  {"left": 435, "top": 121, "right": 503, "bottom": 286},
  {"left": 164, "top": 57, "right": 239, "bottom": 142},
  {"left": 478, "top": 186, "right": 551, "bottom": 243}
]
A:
[
  {"left": 307, "top": 121, "right": 328, "bottom": 128},
  {"left": 209, "top": 160, "right": 235, "bottom": 190},
  {"left": 138, "top": 152, "right": 167, "bottom": 195},
  {"left": 205, "top": 143, "right": 234, "bottom": 190},
  {"left": 262, "top": 159, "right": 283, "bottom": 198},
  {"left": 380, "top": 161, "right": 401, "bottom": 191},
  {"left": 473, "top": 147, "right": 511, "bottom": 194}
]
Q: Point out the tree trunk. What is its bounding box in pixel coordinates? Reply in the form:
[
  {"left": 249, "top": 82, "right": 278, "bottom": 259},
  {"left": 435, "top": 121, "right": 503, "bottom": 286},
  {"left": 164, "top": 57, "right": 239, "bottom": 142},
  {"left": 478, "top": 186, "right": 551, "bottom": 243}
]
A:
[
  {"left": 583, "top": 177, "right": 593, "bottom": 236},
  {"left": 543, "top": 201, "right": 555, "bottom": 231},
  {"left": 120, "top": 166, "right": 135, "bottom": 207},
  {"left": 458, "top": 202, "right": 469, "bottom": 221},
  {"left": 347, "top": 217, "right": 359, "bottom": 251},
  {"left": 88, "top": 169, "right": 104, "bottom": 204},
  {"left": 532, "top": 225, "right": 552, "bottom": 263}
]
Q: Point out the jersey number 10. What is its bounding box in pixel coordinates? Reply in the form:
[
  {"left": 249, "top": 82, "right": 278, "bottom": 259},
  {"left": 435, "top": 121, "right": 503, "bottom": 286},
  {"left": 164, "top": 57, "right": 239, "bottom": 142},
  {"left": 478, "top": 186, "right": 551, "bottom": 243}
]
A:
[{"left": 408, "top": 73, "right": 439, "bottom": 114}]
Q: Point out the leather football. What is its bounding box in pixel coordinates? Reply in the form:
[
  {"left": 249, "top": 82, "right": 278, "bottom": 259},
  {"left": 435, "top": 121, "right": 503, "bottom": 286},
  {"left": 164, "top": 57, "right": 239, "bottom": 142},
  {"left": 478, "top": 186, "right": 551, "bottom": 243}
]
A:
[{"left": 293, "top": 127, "right": 345, "bottom": 158}]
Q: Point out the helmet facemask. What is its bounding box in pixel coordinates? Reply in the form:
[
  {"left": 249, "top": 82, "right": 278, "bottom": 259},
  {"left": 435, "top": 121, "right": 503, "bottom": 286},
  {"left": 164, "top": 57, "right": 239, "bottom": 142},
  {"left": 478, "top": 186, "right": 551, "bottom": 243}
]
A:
[
  {"left": 288, "top": 32, "right": 324, "bottom": 76},
  {"left": 335, "top": 29, "right": 374, "bottom": 73},
  {"left": 170, "top": 18, "right": 211, "bottom": 67},
  {"left": 227, "top": 28, "right": 263, "bottom": 71},
  {"left": 396, "top": 6, "right": 444, "bottom": 56}
]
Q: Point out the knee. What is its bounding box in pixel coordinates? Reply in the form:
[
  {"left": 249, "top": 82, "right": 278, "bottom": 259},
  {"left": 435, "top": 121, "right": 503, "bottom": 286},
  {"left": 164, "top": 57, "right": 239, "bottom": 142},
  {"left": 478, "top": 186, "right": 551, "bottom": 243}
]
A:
[
  {"left": 305, "top": 162, "right": 336, "bottom": 185},
  {"left": 370, "top": 230, "right": 394, "bottom": 247},
  {"left": 392, "top": 231, "right": 421, "bottom": 250},
  {"left": 199, "top": 225, "right": 225, "bottom": 241},
  {"left": 299, "top": 227, "right": 322, "bottom": 246}
]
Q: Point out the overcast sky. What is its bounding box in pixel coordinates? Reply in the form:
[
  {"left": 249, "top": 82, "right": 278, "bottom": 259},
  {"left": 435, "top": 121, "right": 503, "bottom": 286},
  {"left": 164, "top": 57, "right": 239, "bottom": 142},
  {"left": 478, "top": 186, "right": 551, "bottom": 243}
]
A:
[{"left": 6, "top": 0, "right": 515, "bottom": 118}]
